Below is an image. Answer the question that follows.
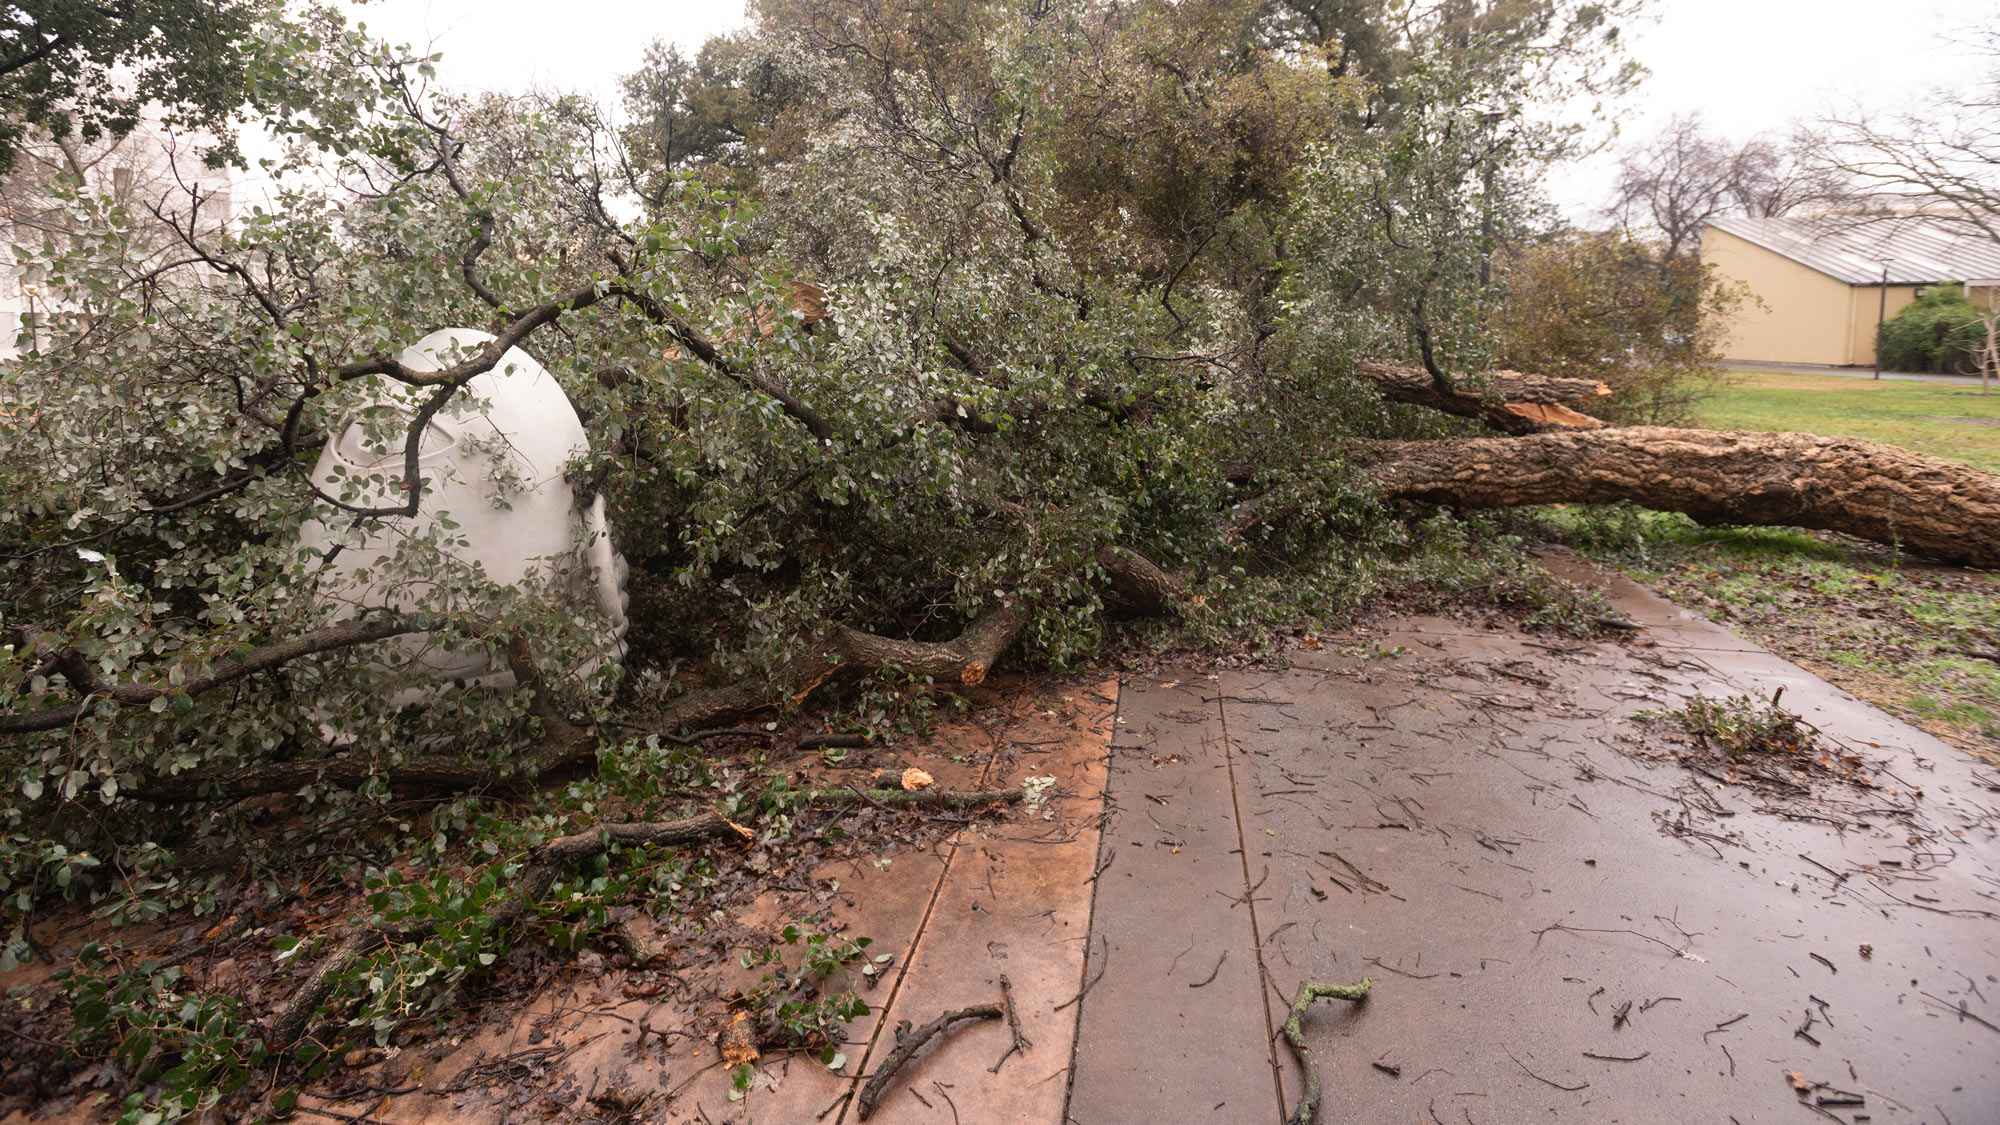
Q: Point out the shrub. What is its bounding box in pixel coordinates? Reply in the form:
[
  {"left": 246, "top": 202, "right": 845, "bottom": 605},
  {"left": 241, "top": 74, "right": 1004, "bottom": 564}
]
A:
[
  {"left": 1877, "top": 284, "right": 1991, "bottom": 373},
  {"left": 1488, "top": 232, "right": 1743, "bottom": 425}
]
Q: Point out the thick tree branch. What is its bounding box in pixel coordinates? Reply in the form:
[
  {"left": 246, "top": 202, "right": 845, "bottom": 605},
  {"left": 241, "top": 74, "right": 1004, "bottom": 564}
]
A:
[
  {"left": 1364, "top": 428, "right": 2000, "bottom": 568},
  {"left": 1356, "top": 362, "right": 1611, "bottom": 435},
  {"left": 603, "top": 248, "right": 837, "bottom": 441},
  {"left": 1095, "top": 546, "right": 1185, "bottom": 615},
  {"left": 332, "top": 283, "right": 604, "bottom": 387}
]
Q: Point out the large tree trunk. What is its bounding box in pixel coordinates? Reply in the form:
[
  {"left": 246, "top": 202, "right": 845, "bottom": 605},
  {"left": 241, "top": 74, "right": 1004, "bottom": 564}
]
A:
[
  {"left": 1365, "top": 427, "right": 2000, "bottom": 568},
  {"left": 1355, "top": 363, "right": 1612, "bottom": 435}
]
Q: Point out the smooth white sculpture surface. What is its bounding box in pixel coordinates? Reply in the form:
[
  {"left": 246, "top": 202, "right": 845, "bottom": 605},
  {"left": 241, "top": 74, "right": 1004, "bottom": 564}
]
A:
[{"left": 298, "top": 328, "right": 628, "bottom": 694}]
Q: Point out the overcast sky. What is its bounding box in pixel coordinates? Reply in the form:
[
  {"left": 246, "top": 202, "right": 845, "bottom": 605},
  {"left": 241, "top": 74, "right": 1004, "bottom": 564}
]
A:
[{"left": 345, "top": 0, "right": 1992, "bottom": 222}]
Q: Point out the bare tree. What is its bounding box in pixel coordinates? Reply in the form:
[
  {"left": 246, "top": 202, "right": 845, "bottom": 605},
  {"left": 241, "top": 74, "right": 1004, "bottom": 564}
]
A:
[
  {"left": 1613, "top": 114, "right": 1844, "bottom": 256},
  {"left": 1728, "top": 132, "right": 1850, "bottom": 218},
  {"left": 1804, "top": 20, "right": 2000, "bottom": 241}
]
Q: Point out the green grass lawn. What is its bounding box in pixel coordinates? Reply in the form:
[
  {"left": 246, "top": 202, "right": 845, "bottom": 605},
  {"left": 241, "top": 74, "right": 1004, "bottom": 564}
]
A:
[{"left": 1699, "top": 370, "right": 2000, "bottom": 472}]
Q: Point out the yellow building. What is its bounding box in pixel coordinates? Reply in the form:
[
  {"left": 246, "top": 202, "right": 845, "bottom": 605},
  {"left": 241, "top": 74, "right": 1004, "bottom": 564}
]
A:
[{"left": 1701, "top": 216, "right": 2000, "bottom": 367}]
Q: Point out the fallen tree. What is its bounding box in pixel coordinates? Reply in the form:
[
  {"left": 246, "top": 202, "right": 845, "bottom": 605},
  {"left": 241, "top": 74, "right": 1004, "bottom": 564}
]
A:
[
  {"left": 1364, "top": 427, "right": 2000, "bottom": 569},
  {"left": 12, "top": 5, "right": 1998, "bottom": 1120}
]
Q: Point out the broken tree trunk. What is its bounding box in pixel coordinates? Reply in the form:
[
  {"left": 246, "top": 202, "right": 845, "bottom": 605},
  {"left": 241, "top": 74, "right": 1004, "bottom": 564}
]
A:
[
  {"left": 658, "top": 604, "right": 1030, "bottom": 732},
  {"left": 1365, "top": 428, "right": 2000, "bottom": 569},
  {"left": 1356, "top": 363, "right": 1612, "bottom": 436}
]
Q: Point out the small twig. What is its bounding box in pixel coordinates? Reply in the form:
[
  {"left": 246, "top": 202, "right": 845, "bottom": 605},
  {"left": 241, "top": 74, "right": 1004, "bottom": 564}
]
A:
[
  {"left": 1809, "top": 952, "right": 1837, "bottom": 975},
  {"left": 1086, "top": 849, "right": 1117, "bottom": 884},
  {"left": 1321, "top": 850, "right": 1389, "bottom": 892},
  {"left": 1507, "top": 1049, "right": 1589, "bottom": 1092},
  {"left": 1794, "top": 1009, "right": 1821, "bottom": 1047},
  {"left": 1280, "top": 978, "right": 1373, "bottom": 1125},
  {"left": 1702, "top": 1012, "right": 1748, "bottom": 1042},
  {"left": 1582, "top": 1050, "right": 1650, "bottom": 1062},
  {"left": 855, "top": 1005, "right": 1000, "bottom": 1120},
  {"left": 1365, "top": 956, "right": 1438, "bottom": 980},
  {"left": 933, "top": 1081, "right": 961, "bottom": 1125},
  {"left": 1054, "top": 936, "right": 1108, "bottom": 1013},
  {"left": 1920, "top": 992, "right": 2000, "bottom": 1034},
  {"left": 1797, "top": 853, "right": 1849, "bottom": 885},
  {"left": 1190, "top": 950, "right": 1228, "bottom": 988},
  {"left": 1533, "top": 921, "right": 1703, "bottom": 962},
  {"left": 989, "top": 975, "right": 1032, "bottom": 1074}
]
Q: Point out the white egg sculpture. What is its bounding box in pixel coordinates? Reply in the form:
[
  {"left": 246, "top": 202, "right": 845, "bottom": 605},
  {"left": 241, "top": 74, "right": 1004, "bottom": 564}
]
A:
[{"left": 297, "top": 328, "right": 628, "bottom": 699}]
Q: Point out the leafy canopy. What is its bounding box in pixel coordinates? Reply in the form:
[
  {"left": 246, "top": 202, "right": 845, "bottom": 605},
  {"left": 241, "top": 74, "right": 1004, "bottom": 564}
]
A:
[{"left": 0, "top": 0, "right": 260, "bottom": 172}]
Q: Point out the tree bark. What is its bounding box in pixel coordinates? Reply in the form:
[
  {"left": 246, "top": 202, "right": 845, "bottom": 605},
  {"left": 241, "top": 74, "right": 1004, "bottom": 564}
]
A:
[
  {"left": 1095, "top": 546, "right": 1186, "bottom": 614},
  {"left": 1364, "top": 428, "right": 2000, "bottom": 568},
  {"left": 657, "top": 604, "right": 1030, "bottom": 733},
  {"left": 1356, "top": 363, "right": 1612, "bottom": 435}
]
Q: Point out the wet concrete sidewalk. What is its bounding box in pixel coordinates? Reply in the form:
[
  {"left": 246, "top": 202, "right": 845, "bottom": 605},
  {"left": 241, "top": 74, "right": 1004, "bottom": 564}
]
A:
[{"left": 1070, "top": 551, "right": 2000, "bottom": 1125}]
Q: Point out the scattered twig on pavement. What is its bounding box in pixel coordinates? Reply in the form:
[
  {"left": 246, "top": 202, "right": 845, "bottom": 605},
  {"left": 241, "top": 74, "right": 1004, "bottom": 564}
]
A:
[
  {"left": 989, "top": 975, "right": 1033, "bottom": 1074},
  {"left": 1190, "top": 950, "right": 1228, "bottom": 988},
  {"left": 1053, "top": 936, "right": 1108, "bottom": 1013},
  {"left": 855, "top": 1005, "right": 1001, "bottom": 1120},
  {"left": 1507, "top": 1048, "right": 1589, "bottom": 1092}
]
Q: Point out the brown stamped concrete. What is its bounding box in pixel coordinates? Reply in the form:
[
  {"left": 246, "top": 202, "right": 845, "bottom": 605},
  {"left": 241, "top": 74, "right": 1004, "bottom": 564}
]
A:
[
  {"left": 737, "top": 679, "right": 1114, "bottom": 1124},
  {"left": 273, "top": 680, "right": 1115, "bottom": 1125},
  {"left": 1068, "top": 553, "right": 2000, "bottom": 1125}
]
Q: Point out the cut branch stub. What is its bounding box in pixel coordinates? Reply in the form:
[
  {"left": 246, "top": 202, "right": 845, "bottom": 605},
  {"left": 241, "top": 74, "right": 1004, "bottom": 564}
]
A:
[
  {"left": 1356, "top": 362, "right": 1611, "bottom": 436},
  {"left": 658, "top": 604, "right": 1030, "bottom": 734},
  {"left": 1364, "top": 427, "right": 2000, "bottom": 569}
]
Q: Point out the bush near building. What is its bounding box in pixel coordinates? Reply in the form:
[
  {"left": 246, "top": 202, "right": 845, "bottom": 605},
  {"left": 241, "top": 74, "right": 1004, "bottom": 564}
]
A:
[{"left": 1877, "top": 284, "right": 1992, "bottom": 373}]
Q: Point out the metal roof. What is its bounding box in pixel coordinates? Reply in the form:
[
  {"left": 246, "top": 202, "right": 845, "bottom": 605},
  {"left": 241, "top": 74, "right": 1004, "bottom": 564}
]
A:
[{"left": 1704, "top": 215, "right": 2000, "bottom": 286}]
